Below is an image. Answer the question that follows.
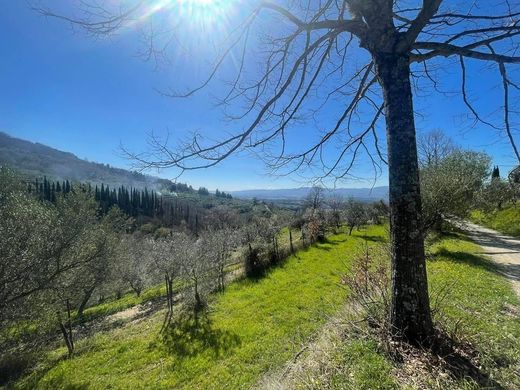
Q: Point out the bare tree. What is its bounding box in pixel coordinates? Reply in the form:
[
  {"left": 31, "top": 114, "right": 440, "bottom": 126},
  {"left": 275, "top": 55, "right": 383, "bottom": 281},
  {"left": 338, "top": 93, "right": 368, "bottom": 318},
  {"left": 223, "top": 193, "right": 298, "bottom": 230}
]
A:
[
  {"left": 36, "top": 0, "right": 520, "bottom": 344},
  {"left": 305, "top": 186, "right": 325, "bottom": 211},
  {"left": 418, "top": 130, "right": 457, "bottom": 168}
]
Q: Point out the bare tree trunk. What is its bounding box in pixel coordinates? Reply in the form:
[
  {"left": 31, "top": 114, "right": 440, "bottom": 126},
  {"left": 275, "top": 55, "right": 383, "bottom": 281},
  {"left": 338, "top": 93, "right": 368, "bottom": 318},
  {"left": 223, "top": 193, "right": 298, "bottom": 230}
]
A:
[
  {"left": 193, "top": 277, "right": 202, "bottom": 322},
  {"left": 218, "top": 261, "right": 225, "bottom": 291},
  {"left": 57, "top": 299, "right": 75, "bottom": 357},
  {"left": 66, "top": 299, "right": 74, "bottom": 353},
  {"left": 289, "top": 229, "right": 294, "bottom": 254},
  {"left": 375, "top": 52, "right": 434, "bottom": 344},
  {"left": 162, "top": 274, "right": 174, "bottom": 331},
  {"left": 77, "top": 285, "right": 96, "bottom": 318},
  {"left": 58, "top": 315, "right": 74, "bottom": 358}
]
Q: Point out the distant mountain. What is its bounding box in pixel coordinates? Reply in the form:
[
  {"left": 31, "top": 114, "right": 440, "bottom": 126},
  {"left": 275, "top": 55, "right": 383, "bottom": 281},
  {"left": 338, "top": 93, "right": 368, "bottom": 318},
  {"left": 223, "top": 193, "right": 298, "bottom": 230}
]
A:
[
  {"left": 230, "top": 186, "right": 389, "bottom": 202},
  {"left": 0, "top": 132, "right": 171, "bottom": 189}
]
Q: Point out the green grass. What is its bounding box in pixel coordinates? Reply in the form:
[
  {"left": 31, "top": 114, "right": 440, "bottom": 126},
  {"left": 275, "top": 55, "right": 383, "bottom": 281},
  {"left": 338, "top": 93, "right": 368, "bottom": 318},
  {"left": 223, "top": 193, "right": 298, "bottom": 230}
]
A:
[
  {"left": 470, "top": 205, "right": 520, "bottom": 237},
  {"left": 14, "top": 225, "right": 386, "bottom": 389},
  {"left": 80, "top": 284, "right": 167, "bottom": 322},
  {"left": 427, "top": 234, "right": 520, "bottom": 387},
  {"left": 323, "top": 233, "right": 520, "bottom": 389}
]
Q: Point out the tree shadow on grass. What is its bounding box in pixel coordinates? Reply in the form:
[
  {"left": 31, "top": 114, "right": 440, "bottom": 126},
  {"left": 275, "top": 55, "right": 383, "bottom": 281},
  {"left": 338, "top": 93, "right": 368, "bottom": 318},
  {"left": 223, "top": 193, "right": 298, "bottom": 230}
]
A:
[
  {"left": 161, "top": 313, "right": 241, "bottom": 359},
  {"left": 3, "top": 353, "right": 89, "bottom": 390},
  {"left": 359, "top": 234, "right": 387, "bottom": 243},
  {"left": 39, "top": 374, "right": 90, "bottom": 390},
  {"left": 431, "top": 333, "right": 507, "bottom": 390},
  {"left": 437, "top": 248, "right": 520, "bottom": 284},
  {"left": 432, "top": 248, "right": 501, "bottom": 275}
]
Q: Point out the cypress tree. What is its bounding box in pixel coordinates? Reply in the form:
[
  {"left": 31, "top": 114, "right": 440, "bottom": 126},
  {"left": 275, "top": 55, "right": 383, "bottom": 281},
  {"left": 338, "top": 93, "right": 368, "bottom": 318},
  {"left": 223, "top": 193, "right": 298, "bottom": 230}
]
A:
[{"left": 492, "top": 166, "right": 501, "bottom": 180}]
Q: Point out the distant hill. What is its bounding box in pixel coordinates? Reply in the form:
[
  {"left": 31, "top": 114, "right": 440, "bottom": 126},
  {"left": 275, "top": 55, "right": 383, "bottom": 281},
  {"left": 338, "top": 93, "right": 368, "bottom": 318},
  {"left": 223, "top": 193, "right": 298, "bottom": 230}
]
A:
[
  {"left": 230, "top": 186, "right": 389, "bottom": 202},
  {"left": 0, "top": 132, "right": 171, "bottom": 189}
]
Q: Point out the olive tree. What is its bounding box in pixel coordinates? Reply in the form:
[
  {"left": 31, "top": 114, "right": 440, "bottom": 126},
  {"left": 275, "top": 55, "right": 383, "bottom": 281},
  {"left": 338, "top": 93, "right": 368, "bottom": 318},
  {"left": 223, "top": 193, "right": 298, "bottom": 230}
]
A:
[
  {"left": 327, "top": 193, "right": 345, "bottom": 232},
  {"left": 343, "top": 198, "right": 368, "bottom": 235},
  {"left": 205, "top": 227, "right": 240, "bottom": 291},
  {"left": 421, "top": 150, "right": 490, "bottom": 232},
  {"left": 37, "top": 0, "right": 520, "bottom": 343},
  {"left": 149, "top": 234, "right": 189, "bottom": 327},
  {"left": 118, "top": 235, "right": 153, "bottom": 298},
  {"left": 0, "top": 167, "right": 56, "bottom": 323},
  {"left": 183, "top": 237, "right": 214, "bottom": 319},
  {"left": 0, "top": 169, "right": 121, "bottom": 328},
  {"left": 479, "top": 177, "right": 513, "bottom": 211}
]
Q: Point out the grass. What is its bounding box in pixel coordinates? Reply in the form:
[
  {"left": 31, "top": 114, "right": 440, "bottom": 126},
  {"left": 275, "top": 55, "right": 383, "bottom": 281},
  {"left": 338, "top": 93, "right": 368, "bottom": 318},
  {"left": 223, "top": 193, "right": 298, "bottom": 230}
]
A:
[
  {"left": 426, "top": 234, "right": 520, "bottom": 387},
  {"left": 470, "top": 205, "right": 520, "bottom": 237},
  {"left": 13, "top": 225, "right": 386, "bottom": 389},
  {"left": 295, "top": 231, "right": 520, "bottom": 389},
  {"left": 80, "top": 284, "right": 167, "bottom": 322}
]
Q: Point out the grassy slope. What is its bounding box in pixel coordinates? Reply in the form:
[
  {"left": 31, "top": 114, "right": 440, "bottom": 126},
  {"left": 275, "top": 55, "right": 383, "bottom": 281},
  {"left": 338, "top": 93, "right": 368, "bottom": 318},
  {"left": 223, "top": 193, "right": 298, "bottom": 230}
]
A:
[
  {"left": 312, "top": 234, "right": 520, "bottom": 389},
  {"left": 15, "top": 226, "right": 385, "bottom": 389},
  {"left": 470, "top": 205, "right": 520, "bottom": 237}
]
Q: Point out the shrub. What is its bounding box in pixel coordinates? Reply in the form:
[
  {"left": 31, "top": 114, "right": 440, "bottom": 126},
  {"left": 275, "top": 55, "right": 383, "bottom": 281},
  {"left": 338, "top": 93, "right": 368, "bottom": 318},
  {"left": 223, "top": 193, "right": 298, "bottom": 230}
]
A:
[
  {"left": 341, "top": 241, "right": 391, "bottom": 333},
  {"left": 244, "top": 247, "right": 267, "bottom": 277}
]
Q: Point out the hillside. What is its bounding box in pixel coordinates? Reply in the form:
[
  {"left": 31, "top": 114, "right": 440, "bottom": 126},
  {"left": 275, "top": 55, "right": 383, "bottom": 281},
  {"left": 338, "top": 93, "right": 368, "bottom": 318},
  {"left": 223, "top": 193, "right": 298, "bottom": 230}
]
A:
[
  {"left": 0, "top": 132, "right": 170, "bottom": 189},
  {"left": 230, "top": 186, "right": 389, "bottom": 201}
]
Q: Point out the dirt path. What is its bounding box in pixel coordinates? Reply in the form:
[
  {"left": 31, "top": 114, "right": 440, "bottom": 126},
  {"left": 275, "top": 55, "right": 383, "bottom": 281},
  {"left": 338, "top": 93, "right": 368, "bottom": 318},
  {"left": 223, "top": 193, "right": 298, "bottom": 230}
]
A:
[{"left": 458, "top": 221, "right": 520, "bottom": 297}]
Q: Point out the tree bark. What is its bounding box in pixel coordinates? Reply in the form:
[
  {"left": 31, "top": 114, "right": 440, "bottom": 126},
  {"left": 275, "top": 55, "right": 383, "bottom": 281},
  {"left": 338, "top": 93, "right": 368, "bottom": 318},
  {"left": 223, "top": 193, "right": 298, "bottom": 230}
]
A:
[
  {"left": 375, "top": 52, "right": 434, "bottom": 344},
  {"left": 77, "top": 285, "right": 96, "bottom": 318}
]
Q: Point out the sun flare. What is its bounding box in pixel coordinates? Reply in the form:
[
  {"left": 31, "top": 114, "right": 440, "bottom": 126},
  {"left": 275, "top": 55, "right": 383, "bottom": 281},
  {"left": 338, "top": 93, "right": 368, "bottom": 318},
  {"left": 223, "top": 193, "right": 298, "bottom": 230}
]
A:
[{"left": 192, "top": 0, "right": 214, "bottom": 5}]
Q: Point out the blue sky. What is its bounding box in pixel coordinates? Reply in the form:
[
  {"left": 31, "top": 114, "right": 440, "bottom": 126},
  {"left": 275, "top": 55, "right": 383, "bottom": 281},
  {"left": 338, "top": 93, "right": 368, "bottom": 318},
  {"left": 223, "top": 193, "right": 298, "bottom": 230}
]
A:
[{"left": 1, "top": 1, "right": 518, "bottom": 191}]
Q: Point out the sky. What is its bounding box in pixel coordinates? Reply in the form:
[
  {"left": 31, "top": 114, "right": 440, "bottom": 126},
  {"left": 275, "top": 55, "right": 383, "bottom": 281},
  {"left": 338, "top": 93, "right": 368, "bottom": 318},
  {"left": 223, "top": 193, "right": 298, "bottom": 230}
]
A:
[{"left": 1, "top": 0, "right": 518, "bottom": 191}]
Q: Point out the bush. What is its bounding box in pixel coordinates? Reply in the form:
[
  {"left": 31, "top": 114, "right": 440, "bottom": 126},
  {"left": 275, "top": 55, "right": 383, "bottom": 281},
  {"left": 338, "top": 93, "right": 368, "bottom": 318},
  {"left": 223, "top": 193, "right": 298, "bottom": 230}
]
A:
[
  {"left": 244, "top": 247, "right": 268, "bottom": 277},
  {"left": 0, "top": 353, "right": 34, "bottom": 386},
  {"left": 341, "top": 241, "right": 391, "bottom": 333}
]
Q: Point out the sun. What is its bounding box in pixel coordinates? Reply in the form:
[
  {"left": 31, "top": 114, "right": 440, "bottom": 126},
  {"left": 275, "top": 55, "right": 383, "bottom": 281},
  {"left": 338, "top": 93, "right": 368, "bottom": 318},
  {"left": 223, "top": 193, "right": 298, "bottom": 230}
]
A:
[
  {"left": 179, "top": 0, "right": 222, "bottom": 10},
  {"left": 134, "top": 0, "right": 237, "bottom": 39},
  {"left": 192, "top": 0, "right": 215, "bottom": 5},
  {"left": 175, "top": 0, "right": 235, "bottom": 27}
]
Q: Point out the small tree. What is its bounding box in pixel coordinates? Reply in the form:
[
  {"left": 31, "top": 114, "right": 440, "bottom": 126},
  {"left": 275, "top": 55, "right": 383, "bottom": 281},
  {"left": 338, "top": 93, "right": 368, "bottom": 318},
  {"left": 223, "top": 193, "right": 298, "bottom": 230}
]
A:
[
  {"left": 76, "top": 207, "right": 126, "bottom": 317},
  {"left": 421, "top": 150, "right": 490, "bottom": 232},
  {"left": 183, "top": 237, "right": 213, "bottom": 319},
  {"left": 305, "top": 186, "right": 324, "bottom": 211},
  {"left": 479, "top": 177, "right": 512, "bottom": 211},
  {"left": 302, "top": 208, "right": 326, "bottom": 243},
  {"left": 240, "top": 218, "right": 271, "bottom": 277},
  {"left": 118, "top": 235, "right": 152, "bottom": 298},
  {"left": 327, "top": 194, "right": 345, "bottom": 232},
  {"left": 205, "top": 227, "right": 240, "bottom": 292},
  {"left": 344, "top": 198, "right": 368, "bottom": 235},
  {"left": 150, "top": 233, "right": 187, "bottom": 328},
  {"left": 48, "top": 191, "right": 124, "bottom": 355}
]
